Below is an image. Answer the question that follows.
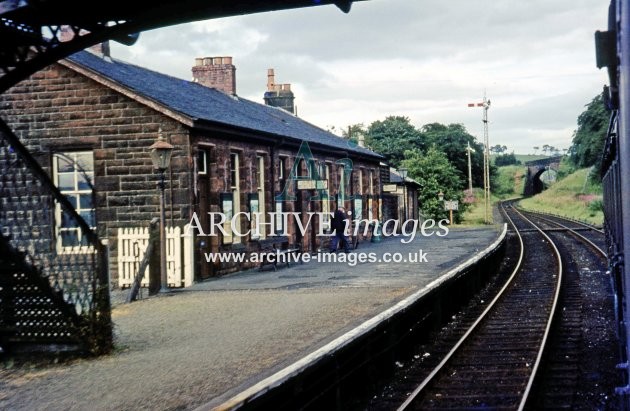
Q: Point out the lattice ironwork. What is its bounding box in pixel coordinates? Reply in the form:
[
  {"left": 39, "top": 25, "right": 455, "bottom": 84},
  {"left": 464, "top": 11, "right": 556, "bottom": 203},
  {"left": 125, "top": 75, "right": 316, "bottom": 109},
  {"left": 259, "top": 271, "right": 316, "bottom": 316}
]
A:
[
  {"left": 0, "top": 119, "right": 111, "bottom": 354},
  {"left": 0, "top": 0, "right": 359, "bottom": 93}
]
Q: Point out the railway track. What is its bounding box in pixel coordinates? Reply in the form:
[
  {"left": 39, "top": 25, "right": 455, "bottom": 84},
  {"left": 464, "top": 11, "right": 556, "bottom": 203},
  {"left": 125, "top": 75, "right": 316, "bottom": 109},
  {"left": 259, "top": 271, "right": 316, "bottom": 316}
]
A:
[
  {"left": 518, "top": 209, "right": 606, "bottom": 252},
  {"left": 517, "top": 208, "right": 618, "bottom": 409},
  {"left": 379, "top": 203, "right": 619, "bottom": 410},
  {"left": 395, "top": 202, "right": 563, "bottom": 410}
]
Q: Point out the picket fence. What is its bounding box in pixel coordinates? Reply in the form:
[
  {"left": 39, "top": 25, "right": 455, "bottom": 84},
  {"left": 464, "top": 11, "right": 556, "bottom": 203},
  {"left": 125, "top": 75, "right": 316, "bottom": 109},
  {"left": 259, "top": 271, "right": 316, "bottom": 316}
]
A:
[{"left": 117, "top": 225, "right": 194, "bottom": 288}]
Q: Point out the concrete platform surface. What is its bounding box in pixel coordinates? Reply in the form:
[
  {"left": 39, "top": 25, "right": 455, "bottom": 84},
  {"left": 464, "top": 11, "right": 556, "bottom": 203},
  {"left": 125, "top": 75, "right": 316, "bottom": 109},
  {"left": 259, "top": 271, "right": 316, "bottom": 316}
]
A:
[{"left": 0, "top": 226, "right": 503, "bottom": 411}]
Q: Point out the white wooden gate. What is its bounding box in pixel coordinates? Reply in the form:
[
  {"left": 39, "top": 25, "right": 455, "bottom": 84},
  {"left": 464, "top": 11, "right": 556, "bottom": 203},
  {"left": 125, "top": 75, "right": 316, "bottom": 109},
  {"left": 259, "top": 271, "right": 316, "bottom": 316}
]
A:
[{"left": 117, "top": 225, "right": 194, "bottom": 288}]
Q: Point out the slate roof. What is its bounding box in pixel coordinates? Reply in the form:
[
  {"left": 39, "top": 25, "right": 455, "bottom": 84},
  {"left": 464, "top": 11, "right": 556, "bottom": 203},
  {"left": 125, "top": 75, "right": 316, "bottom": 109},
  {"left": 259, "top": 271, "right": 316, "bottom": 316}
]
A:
[
  {"left": 389, "top": 168, "right": 420, "bottom": 186},
  {"left": 66, "top": 51, "right": 381, "bottom": 159}
]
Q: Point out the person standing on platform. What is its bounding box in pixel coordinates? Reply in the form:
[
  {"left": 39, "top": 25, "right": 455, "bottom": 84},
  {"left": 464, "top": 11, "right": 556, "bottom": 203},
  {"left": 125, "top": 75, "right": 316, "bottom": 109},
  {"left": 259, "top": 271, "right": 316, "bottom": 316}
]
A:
[{"left": 330, "top": 206, "right": 351, "bottom": 253}]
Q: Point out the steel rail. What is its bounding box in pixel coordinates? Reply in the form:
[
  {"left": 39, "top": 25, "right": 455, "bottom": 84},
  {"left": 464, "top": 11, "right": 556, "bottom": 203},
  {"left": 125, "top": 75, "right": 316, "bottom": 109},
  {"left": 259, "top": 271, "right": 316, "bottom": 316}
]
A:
[
  {"left": 521, "top": 211, "right": 607, "bottom": 259},
  {"left": 396, "top": 201, "right": 525, "bottom": 410},
  {"left": 518, "top": 207, "right": 605, "bottom": 235},
  {"left": 397, "top": 201, "right": 563, "bottom": 410},
  {"left": 509, "top": 205, "right": 563, "bottom": 411}
]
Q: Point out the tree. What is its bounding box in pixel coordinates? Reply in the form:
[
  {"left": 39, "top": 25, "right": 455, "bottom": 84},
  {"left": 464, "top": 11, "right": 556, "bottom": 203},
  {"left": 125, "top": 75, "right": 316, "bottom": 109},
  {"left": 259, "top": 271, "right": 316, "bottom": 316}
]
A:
[
  {"left": 494, "top": 153, "right": 520, "bottom": 166},
  {"left": 533, "top": 146, "right": 539, "bottom": 155},
  {"left": 341, "top": 123, "right": 366, "bottom": 144},
  {"left": 490, "top": 144, "right": 507, "bottom": 154},
  {"left": 402, "top": 147, "right": 466, "bottom": 222},
  {"left": 365, "top": 116, "right": 424, "bottom": 167},
  {"left": 420, "top": 123, "right": 487, "bottom": 187},
  {"left": 569, "top": 91, "right": 610, "bottom": 170},
  {"left": 542, "top": 144, "right": 550, "bottom": 156}
]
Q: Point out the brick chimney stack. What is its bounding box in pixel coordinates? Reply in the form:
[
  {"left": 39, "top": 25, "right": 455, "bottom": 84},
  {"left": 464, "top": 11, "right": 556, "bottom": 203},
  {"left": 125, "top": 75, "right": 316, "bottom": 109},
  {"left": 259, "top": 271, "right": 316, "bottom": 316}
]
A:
[
  {"left": 192, "top": 57, "right": 236, "bottom": 95},
  {"left": 267, "top": 68, "right": 275, "bottom": 91},
  {"left": 264, "top": 68, "right": 295, "bottom": 114}
]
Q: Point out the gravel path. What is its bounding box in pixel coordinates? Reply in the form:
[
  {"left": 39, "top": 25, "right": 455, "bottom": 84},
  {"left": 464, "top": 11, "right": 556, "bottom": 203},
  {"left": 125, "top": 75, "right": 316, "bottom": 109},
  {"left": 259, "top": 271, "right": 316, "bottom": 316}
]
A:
[{"left": 1, "top": 288, "right": 410, "bottom": 410}]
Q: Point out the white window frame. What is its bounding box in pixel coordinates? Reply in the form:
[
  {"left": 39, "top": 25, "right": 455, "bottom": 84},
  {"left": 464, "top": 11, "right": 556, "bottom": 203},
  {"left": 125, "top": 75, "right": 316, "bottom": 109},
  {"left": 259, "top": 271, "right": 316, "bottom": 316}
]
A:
[
  {"left": 53, "top": 151, "right": 95, "bottom": 254},
  {"left": 368, "top": 169, "right": 374, "bottom": 220},
  {"left": 278, "top": 157, "right": 286, "bottom": 180},
  {"left": 197, "top": 149, "right": 207, "bottom": 175},
  {"left": 322, "top": 163, "right": 331, "bottom": 230},
  {"left": 225, "top": 152, "right": 241, "bottom": 244},
  {"left": 339, "top": 165, "right": 345, "bottom": 204},
  {"left": 253, "top": 155, "right": 266, "bottom": 240}
]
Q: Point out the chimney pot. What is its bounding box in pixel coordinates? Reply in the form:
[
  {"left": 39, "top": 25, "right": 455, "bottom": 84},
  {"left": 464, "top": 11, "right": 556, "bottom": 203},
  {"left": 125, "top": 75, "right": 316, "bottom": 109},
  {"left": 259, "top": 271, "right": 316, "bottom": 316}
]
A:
[
  {"left": 264, "top": 69, "right": 295, "bottom": 114},
  {"left": 267, "top": 68, "right": 275, "bottom": 91},
  {"left": 192, "top": 56, "right": 236, "bottom": 95}
]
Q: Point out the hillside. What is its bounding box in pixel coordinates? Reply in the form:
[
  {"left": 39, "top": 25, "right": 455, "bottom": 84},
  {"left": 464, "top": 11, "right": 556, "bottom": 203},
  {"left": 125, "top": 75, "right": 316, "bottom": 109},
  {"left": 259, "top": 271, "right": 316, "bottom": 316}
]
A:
[
  {"left": 493, "top": 164, "right": 526, "bottom": 198},
  {"left": 518, "top": 168, "right": 603, "bottom": 226}
]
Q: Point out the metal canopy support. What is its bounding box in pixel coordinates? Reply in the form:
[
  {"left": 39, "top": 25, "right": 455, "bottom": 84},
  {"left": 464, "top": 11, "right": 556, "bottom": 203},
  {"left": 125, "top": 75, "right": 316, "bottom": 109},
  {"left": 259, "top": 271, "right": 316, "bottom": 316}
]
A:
[{"left": 0, "top": 0, "right": 361, "bottom": 92}]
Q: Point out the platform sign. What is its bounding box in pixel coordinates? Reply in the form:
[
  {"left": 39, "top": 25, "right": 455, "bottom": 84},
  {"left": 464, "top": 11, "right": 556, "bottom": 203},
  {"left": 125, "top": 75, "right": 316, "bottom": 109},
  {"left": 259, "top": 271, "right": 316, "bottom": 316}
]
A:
[
  {"left": 383, "top": 184, "right": 398, "bottom": 192},
  {"left": 444, "top": 200, "right": 459, "bottom": 211},
  {"left": 297, "top": 180, "right": 328, "bottom": 190}
]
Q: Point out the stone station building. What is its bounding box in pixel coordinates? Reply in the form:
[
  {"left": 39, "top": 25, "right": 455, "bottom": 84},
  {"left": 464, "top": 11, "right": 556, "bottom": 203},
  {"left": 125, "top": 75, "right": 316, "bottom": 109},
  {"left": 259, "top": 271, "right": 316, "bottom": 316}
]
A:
[{"left": 0, "top": 46, "right": 385, "bottom": 286}]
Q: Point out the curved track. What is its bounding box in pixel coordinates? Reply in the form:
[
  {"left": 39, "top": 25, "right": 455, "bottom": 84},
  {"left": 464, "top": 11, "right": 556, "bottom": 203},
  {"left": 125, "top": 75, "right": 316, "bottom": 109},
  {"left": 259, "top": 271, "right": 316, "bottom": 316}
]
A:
[
  {"left": 518, "top": 209, "right": 606, "bottom": 253},
  {"left": 397, "top": 202, "right": 562, "bottom": 410},
  {"left": 517, "top": 208, "right": 618, "bottom": 409}
]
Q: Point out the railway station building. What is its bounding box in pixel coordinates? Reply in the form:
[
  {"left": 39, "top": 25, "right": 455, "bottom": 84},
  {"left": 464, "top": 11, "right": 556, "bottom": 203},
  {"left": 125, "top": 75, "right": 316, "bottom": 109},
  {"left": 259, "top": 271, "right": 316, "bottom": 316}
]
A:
[{"left": 0, "top": 44, "right": 391, "bottom": 286}]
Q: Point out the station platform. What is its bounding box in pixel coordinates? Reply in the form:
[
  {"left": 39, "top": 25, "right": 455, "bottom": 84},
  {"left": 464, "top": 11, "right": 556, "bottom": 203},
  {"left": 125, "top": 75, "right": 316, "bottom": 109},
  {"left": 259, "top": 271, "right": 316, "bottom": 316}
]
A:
[{"left": 0, "top": 226, "right": 504, "bottom": 411}]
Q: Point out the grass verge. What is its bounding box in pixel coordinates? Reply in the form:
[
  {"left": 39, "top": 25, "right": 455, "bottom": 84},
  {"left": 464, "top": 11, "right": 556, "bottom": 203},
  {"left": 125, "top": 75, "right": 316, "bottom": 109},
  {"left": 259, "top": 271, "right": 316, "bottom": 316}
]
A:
[{"left": 518, "top": 168, "right": 603, "bottom": 226}]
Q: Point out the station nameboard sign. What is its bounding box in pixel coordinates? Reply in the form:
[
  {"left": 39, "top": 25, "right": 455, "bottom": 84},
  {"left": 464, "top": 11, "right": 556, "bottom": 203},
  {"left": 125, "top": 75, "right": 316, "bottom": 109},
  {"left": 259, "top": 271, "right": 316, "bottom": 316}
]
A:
[
  {"left": 297, "top": 180, "right": 328, "bottom": 190},
  {"left": 382, "top": 184, "right": 398, "bottom": 192},
  {"left": 444, "top": 200, "right": 459, "bottom": 211}
]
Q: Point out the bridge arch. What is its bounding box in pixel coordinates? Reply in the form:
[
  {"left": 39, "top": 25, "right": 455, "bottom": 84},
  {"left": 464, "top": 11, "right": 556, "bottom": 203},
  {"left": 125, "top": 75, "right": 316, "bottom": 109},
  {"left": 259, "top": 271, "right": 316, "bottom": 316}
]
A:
[{"left": 523, "top": 156, "right": 563, "bottom": 196}]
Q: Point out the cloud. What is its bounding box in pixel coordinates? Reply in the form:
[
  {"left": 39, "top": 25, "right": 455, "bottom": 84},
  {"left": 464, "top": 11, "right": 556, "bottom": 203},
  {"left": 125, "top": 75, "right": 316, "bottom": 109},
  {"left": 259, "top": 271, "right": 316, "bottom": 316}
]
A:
[{"left": 111, "top": 0, "right": 610, "bottom": 154}]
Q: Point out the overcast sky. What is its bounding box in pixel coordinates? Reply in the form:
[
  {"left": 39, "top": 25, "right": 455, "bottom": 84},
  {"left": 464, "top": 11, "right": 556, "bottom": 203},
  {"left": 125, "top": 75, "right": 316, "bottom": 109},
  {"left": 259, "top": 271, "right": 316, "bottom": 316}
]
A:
[{"left": 111, "top": 0, "right": 609, "bottom": 154}]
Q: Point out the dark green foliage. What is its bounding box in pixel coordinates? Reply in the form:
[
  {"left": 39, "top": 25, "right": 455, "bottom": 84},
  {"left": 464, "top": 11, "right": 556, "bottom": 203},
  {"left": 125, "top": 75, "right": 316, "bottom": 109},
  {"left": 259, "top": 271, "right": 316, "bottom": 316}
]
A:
[
  {"left": 341, "top": 123, "right": 366, "bottom": 145},
  {"left": 494, "top": 153, "right": 520, "bottom": 167},
  {"left": 356, "top": 116, "right": 496, "bottom": 222},
  {"left": 588, "top": 198, "right": 604, "bottom": 213},
  {"left": 490, "top": 144, "right": 508, "bottom": 154},
  {"left": 569, "top": 92, "right": 611, "bottom": 169},
  {"left": 421, "top": 123, "right": 487, "bottom": 187},
  {"left": 365, "top": 116, "right": 424, "bottom": 167},
  {"left": 402, "top": 147, "right": 467, "bottom": 222}
]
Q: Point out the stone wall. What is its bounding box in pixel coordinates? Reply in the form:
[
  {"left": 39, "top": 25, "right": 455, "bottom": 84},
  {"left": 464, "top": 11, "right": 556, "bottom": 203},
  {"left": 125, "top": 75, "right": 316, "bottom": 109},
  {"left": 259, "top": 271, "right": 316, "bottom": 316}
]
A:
[{"left": 0, "top": 62, "right": 192, "bottom": 286}]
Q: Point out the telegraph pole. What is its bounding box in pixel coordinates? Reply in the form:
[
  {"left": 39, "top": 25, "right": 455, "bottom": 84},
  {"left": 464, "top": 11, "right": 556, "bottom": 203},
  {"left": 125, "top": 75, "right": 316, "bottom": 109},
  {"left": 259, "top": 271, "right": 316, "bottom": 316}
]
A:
[{"left": 468, "top": 94, "right": 492, "bottom": 224}]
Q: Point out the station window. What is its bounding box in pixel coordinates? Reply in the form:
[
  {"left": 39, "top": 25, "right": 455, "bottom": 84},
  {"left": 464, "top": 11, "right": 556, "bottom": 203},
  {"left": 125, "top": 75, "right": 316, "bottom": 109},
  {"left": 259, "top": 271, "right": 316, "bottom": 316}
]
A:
[
  {"left": 197, "top": 149, "right": 207, "bottom": 175},
  {"left": 53, "top": 151, "right": 95, "bottom": 251},
  {"left": 230, "top": 152, "right": 239, "bottom": 189},
  {"left": 253, "top": 155, "right": 266, "bottom": 239},
  {"left": 228, "top": 152, "right": 241, "bottom": 244},
  {"left": 368, "top": 169, "right": 374, "bottom": 220},
  {"left": 278, "top": 157, "right": 285, "bottom": 180}
]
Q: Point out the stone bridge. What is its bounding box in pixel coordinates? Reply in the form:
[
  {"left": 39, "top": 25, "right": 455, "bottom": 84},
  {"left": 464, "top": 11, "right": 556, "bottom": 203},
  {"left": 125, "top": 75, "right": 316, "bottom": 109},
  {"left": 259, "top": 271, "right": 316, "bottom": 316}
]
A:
[{"left": 523, "top": 156, "right": 563, "bottom": 196}]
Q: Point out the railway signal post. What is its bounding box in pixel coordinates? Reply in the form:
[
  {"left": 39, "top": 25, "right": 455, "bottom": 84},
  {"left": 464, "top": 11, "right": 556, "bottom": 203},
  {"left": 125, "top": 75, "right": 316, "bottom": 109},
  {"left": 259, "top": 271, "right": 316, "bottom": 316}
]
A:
[{"left": 468, "top": 95, "right": 492, "bottom": 224}]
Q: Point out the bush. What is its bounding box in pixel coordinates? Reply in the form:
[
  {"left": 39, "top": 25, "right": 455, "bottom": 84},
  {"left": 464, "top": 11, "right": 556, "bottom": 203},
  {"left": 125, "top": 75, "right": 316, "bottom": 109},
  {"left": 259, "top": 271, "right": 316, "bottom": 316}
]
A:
[
  {"left": 494, "top": 153, "right": 520, "bottom": 167},
  {"left": 588, "top": 199, "right": 604, "bottom": 213}
]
